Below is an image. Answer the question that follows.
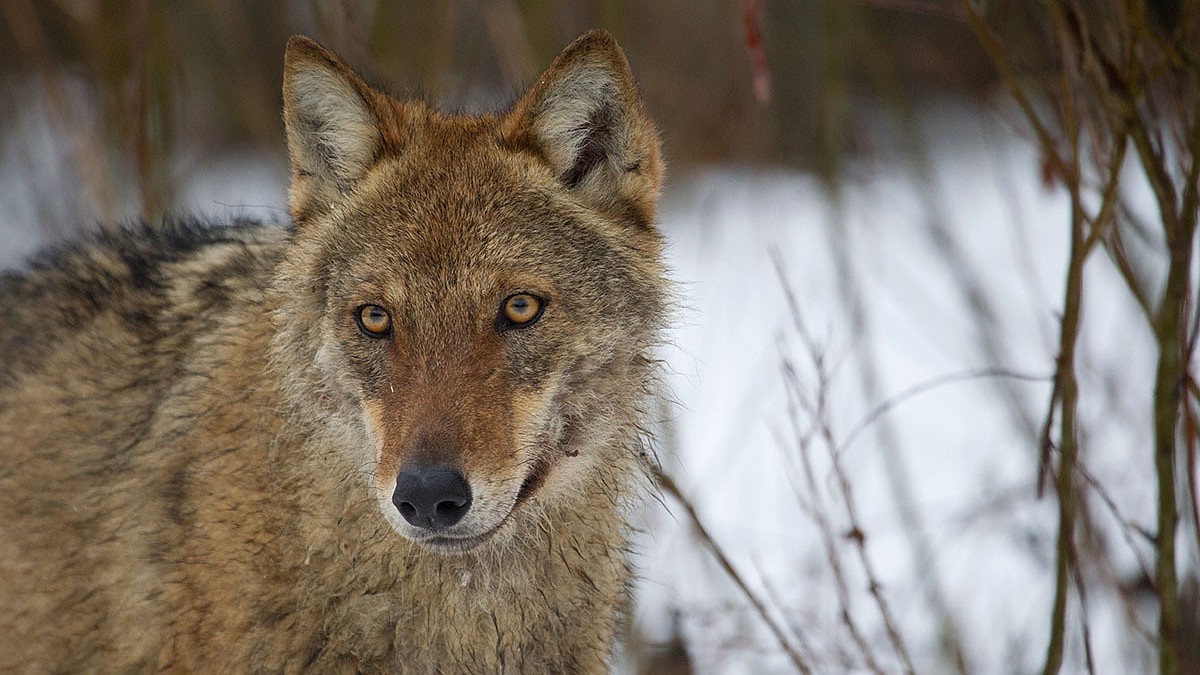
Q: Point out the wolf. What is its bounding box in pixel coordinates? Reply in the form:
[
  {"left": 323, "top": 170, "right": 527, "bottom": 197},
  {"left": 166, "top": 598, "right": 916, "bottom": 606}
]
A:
[{"left": 0, "top": 29, "right": 666, "bottom": 674}]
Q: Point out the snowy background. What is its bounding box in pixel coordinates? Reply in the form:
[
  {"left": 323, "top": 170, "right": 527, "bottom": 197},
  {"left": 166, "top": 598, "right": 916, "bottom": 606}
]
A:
[
  {"left": 1, "top": 97, "right": 1176, "bottom": 674},
  {"left": 635, "top": 109, "right": 1168, "bottom": 674},
  {"left": 0, "top": 5, "right": 1195, "bottom": 672}
]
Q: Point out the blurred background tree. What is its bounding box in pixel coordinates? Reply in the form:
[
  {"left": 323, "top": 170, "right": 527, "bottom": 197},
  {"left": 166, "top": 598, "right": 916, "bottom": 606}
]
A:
[
  {"left": 0, "top": 0, "right": 998, "bottom": 233},
  {"left": 2, "top": 2, "right": 1197, "bottom": 674}
]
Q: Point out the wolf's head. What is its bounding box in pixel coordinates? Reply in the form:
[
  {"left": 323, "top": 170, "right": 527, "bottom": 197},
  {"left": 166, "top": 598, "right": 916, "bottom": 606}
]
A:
[{"left": 270, "top": 32, "right": 666, "bottom": 554}]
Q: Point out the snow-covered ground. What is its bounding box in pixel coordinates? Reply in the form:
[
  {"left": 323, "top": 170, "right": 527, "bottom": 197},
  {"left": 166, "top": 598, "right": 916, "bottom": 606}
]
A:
[
  {"left": 637, "top": 105, "right": 1173, "bottom": 674},
  {"left": 1, "top": 98, "right": 1185, "bottom": 674}
]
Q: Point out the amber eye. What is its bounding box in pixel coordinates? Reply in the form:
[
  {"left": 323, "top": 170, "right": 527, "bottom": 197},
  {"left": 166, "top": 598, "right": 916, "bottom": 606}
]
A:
[
  {"left": 498, "top": 293, "right": 545, "bottom": 330},
  {"left": 356, "top": 304, "right": 392, "bottom": 338}
]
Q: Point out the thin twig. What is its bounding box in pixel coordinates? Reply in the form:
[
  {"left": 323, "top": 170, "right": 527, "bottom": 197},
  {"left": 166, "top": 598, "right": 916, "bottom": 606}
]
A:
[
  {"left": 840, "top": 367, "right": 1052, "bottom": 454},
  {"left": 959, "top": 0, "right": 1072, "bottom": 183},
  {"left": 1037, "top": 9, "right": 1092, "bottom": 673},
  {"left": 653, "top": 468, "right": 815, "bottom": 675},
  {"left": 781, "top": 359, "right": 887, "bottom": 675},
  {"left": 1186, "top": 377, "right": 1200, "bottom": 568},
  {"left": 775, "top": 253, "right": 918, "bottom": 674},
  {"left": 1071, "top": 540, "right": 1099, "bottom": 675},
  {"left": 1100, "top": 220, "right": 1157, "bottom": 325}
]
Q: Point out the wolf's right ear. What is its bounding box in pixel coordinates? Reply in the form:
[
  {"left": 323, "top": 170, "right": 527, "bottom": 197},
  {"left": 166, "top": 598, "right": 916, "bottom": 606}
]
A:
[{"left": 282, "top": 36, "right": 385, "bottom": 224}]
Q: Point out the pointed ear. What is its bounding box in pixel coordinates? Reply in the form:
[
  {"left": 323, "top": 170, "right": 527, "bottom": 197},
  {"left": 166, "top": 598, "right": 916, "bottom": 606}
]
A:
[
  {"left": 504, "top": 30, "right": 664, "bottom": 227},
  {"left": 282, "top": 36, "right": 384, "bottom": 224}
]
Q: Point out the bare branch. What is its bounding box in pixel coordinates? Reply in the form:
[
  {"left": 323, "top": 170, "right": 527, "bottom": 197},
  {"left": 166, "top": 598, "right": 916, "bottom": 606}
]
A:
[{"left": 652, "top": 467, "right": 816, "bottom": 675}]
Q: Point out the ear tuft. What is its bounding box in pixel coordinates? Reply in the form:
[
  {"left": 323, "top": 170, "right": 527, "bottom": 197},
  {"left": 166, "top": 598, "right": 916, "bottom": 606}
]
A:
[
  {"left": 505, "top": 31, "right": 663, "bottom": 225},
  {"left": 282, "top": 36, "right": 384, "bottom": 223}
]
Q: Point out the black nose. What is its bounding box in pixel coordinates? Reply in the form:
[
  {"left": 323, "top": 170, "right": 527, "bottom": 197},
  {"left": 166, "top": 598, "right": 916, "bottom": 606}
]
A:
[{"left": 392, "top": 466, "right": 472, "bottom": 530}]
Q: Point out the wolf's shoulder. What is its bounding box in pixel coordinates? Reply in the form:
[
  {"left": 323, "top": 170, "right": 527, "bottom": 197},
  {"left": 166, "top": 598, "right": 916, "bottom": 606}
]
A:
[
  {"left": 2, "top": 216, "right": 290, "bottom": 301},
  {"left": 4, "top": 216, "right": 289, "bottom": 283},
  {"left": 0, "top": 217, "right": 291, "bottom": 383}
]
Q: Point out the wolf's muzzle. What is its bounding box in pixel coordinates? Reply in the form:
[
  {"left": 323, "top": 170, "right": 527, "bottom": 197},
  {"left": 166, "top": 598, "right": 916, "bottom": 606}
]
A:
[{"left": 391, "top": 466, "right": 472, "bottom": 530}]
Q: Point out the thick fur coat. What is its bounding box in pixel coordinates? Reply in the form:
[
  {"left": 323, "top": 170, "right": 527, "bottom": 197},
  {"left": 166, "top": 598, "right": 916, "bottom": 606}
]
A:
[{"left": 0, "top": 30, "right": 666, "bottom": 674}]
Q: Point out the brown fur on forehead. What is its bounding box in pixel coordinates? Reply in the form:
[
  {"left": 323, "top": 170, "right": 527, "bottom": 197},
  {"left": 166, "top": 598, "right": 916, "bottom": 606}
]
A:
[{"left": 306, "top": 154, "right": 661, "bottom": 335}]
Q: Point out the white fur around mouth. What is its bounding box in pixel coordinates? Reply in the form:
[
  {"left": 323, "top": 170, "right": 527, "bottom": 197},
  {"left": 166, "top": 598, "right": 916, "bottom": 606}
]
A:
[{"left": 414, "top": 519, "right": 506, "bottom": 554}]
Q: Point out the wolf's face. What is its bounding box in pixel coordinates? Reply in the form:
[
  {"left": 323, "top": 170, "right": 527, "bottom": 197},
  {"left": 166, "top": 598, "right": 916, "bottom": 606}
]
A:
[{"left": 272, "top": 33, "right": 664, "bottom": 553}]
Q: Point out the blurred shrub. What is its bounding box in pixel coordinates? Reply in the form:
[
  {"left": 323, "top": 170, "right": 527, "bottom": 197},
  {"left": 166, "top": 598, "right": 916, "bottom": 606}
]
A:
[{"left": 0, "top": 0, "right": 1002, "bottom": 223}]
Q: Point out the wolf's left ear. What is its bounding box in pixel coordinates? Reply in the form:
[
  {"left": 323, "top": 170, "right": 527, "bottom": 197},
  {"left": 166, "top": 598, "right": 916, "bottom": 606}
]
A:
[
  {"left": 504, "top": 30, "right": 664, "bottom": 227},
  {"left": 282, "top": 36, "right": 386, "bottom": 224}
]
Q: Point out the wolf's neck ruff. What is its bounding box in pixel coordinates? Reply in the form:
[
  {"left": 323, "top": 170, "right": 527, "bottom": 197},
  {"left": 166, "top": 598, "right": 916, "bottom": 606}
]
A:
[{"left": 0, "top": 30, "right": 666, "bottom": 674}]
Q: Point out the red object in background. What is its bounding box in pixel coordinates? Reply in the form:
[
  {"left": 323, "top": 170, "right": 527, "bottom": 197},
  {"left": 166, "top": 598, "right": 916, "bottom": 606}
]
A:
[{"left": 743, "top": 0, "right": 771, "bottom": 104}]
